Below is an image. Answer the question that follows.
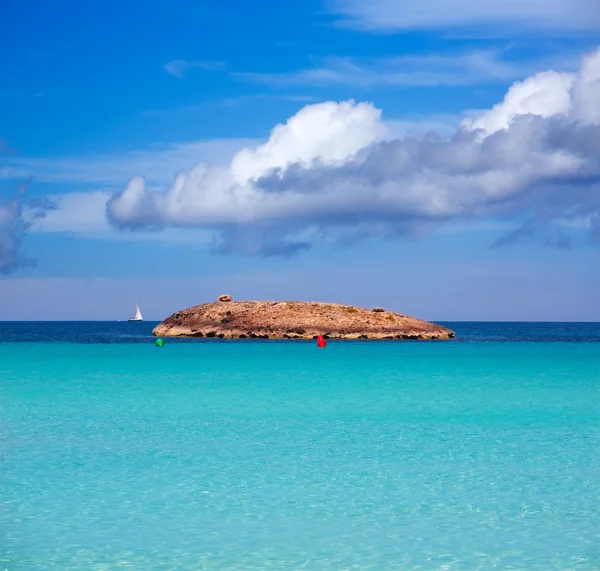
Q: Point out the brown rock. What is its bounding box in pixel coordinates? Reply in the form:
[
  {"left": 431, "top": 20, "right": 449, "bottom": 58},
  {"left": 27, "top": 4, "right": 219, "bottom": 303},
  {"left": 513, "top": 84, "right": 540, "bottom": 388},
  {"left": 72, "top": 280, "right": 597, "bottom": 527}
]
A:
[
  {"left": 218, "top": 294, "right": 232, "bottom": 302},
  {"left": 152, "top": 300, "right": 455, "bottom": 340},
  {"left": 372, "top": 307, "right": 385, "bottom": 312}
]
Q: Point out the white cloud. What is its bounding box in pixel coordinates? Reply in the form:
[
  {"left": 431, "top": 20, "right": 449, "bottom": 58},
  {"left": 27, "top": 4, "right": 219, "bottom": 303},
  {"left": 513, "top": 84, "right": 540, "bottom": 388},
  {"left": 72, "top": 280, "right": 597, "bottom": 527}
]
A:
[
  {"left": 329, "top": 0, "right": 599, "bottom": 32},
  {"left": 2, "top": 109, "right": 458, "bottom": 244},
  {"left": 463, "top": 71, "right": 574, "bottom": 135},
  {"left": 463, "top": 47, "right": 600, "bottom": 135},
  {"left": 107, "top": 47, "right": 600, "bottom": 255},
  {"left": 164, "top": 60, "right": 225, "bottom": 78},
  {"left": 108, "top": 100, "right": 387, "bottom": 233},
  {"left": 229, "top": 100, "right": 387, "bottom": 183}
]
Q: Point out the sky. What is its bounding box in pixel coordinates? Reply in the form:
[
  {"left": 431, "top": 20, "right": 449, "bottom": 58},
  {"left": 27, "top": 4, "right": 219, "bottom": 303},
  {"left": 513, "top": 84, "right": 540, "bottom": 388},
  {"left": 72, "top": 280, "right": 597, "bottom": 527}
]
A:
[{"left": 1, "top": 0, "right": 599, "bottom": 321}]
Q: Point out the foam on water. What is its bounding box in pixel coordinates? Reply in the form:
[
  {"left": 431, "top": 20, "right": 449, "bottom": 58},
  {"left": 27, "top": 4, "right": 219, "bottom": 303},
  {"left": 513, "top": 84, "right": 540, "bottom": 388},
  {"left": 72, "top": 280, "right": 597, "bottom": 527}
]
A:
[{"left": 1, "top": 323, "right": 599, "bottom": 569}]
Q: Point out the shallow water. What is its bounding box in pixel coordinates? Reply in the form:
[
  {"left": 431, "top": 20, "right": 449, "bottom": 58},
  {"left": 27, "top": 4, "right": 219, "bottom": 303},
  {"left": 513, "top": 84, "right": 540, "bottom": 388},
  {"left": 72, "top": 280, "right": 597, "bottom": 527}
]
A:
[{"left": 1, "top": 323, "right": 599, "bottom": 569}]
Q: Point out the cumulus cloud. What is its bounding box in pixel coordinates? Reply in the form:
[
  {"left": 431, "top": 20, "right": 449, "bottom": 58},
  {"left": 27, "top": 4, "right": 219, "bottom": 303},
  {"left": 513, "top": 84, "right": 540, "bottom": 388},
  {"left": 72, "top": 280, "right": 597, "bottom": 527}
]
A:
[
  {"left": 463, "top": 49, "right": 600, "bottom": 135},
  {"left": 462, "top": 71, "right": 575, "bottom": 135},
  {"left": 107, "top": 47, "right": 600, "bottom": 255}
]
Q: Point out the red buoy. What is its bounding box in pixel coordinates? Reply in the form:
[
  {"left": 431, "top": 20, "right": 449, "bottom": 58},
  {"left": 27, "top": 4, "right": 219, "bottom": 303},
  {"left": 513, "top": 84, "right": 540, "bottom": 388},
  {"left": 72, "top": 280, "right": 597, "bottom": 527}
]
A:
[{"left": 317, "top": 334, "right": 326, "bottom": 348}]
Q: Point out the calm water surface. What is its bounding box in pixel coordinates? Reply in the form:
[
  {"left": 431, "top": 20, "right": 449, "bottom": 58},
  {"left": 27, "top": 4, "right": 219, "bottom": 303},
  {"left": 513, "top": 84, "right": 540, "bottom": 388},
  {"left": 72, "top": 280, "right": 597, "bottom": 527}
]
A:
[{"left": 1, "top": 322, "right": 599, "bottom": 569}]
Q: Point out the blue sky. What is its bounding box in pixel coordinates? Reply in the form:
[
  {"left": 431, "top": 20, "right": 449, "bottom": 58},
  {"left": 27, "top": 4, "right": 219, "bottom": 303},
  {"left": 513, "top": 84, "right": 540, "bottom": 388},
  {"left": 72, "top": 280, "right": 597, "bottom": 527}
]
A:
[{"left": 1, "top": 0, "right": 599, "bottom": 320}]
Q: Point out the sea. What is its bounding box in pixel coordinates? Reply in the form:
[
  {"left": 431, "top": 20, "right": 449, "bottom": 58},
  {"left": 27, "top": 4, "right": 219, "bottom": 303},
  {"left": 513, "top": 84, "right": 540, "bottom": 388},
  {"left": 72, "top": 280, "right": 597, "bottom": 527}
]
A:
[{"left": 0, "top": 322, "right": 598, "bottom": 570}]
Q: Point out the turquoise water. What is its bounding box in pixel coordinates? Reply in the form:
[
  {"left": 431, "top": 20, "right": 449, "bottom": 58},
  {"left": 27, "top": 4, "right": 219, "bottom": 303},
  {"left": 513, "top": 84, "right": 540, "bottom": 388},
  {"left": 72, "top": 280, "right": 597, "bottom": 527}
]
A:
[{"left": 1, "top": 324, "right": 599, "bottom": 569}]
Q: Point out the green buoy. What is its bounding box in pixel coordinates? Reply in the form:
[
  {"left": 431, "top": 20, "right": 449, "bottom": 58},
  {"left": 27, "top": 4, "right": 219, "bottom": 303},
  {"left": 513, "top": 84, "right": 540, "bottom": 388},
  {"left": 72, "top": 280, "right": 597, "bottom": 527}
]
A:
[{"left": 155, "top": 338, "right": 165, "bottom": 347}]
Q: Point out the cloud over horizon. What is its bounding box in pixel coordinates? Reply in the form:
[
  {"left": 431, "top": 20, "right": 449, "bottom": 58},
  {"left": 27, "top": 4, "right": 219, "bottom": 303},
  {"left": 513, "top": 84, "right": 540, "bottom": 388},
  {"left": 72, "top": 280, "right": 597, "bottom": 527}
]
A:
[{"left": 107, "top": 47, "right": 600, "bottom": 256}]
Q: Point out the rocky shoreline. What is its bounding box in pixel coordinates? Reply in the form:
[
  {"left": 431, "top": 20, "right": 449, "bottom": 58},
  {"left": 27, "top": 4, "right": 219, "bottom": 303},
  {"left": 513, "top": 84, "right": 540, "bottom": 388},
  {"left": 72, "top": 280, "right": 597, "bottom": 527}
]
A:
[{"left": 152, "top": 296, "right": 455, "bottom": 340}]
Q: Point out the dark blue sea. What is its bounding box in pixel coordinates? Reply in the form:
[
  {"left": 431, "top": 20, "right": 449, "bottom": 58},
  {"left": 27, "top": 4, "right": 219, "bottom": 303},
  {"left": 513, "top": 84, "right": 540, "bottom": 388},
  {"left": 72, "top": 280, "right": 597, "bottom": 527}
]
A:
[{"left": 2, "top": 320, "right": 600, "bottom": 344}]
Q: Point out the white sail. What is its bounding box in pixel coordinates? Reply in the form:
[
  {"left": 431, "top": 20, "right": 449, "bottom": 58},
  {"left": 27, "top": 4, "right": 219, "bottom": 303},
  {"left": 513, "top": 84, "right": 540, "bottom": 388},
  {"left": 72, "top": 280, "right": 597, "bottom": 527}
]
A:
[{"left": 128, "top": 303, "right": 143, "bottom": 321}]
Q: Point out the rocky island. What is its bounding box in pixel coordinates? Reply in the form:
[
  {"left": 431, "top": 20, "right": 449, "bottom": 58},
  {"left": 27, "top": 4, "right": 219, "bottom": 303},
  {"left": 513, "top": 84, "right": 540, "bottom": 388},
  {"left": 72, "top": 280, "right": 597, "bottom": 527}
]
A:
[{"left": 152, "top": 295, "right": 455, "bottom": 340}]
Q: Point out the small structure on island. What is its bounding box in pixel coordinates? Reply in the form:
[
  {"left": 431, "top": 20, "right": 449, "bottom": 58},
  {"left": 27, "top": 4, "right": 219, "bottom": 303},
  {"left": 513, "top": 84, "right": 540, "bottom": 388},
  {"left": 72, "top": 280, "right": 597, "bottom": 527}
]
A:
[{"left": 152, "top": 296, "right": 455, "bottom": 341}]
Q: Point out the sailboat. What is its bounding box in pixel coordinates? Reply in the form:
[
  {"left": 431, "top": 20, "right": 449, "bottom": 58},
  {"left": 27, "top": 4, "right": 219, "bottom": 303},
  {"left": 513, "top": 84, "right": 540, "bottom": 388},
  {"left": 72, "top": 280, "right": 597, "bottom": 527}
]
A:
[{"left": 128, "top": 303, "right": 143, "bottom": 322}]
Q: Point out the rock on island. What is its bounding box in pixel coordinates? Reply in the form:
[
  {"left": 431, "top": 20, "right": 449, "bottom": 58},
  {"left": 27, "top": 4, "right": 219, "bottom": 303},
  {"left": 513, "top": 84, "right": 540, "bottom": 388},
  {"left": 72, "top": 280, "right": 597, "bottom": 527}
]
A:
[{"left": 152, "top": 295, "right": 455, "bottom": 340}]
